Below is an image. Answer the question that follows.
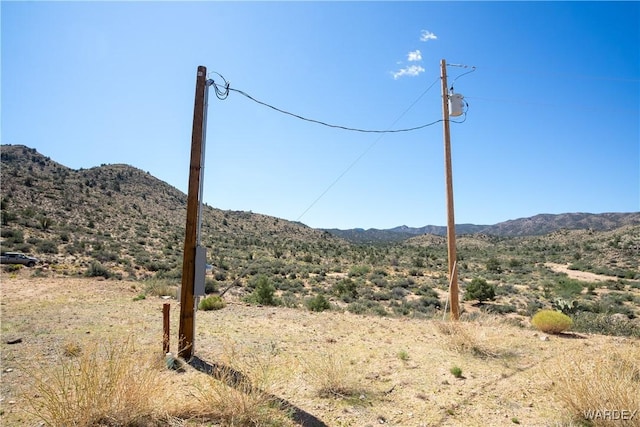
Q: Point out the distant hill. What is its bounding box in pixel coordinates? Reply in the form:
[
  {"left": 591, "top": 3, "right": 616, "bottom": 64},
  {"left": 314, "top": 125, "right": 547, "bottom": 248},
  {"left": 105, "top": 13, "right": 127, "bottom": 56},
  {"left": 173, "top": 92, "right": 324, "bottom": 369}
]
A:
[
  {"left": 325, "top": 213, "right": 640, "bottom": 243},
  {"left": 2, "top": 144, "right": 639, "bottom": 322},
  {"left": 1, "top": 144, "right": 637, "bottom": 273},
  {"left": 0, "top": 144, "right": 346, "bottom": 277}
]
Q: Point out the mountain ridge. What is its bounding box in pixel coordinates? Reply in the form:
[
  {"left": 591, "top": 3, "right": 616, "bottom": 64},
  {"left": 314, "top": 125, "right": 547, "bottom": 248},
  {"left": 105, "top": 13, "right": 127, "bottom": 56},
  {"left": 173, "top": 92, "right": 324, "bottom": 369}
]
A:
[
  {"left": 2, "top": 144, "right": 638, "bottom": 248},
  {"left": 324, "top": 212, "right": 640, "bottom": 243}
]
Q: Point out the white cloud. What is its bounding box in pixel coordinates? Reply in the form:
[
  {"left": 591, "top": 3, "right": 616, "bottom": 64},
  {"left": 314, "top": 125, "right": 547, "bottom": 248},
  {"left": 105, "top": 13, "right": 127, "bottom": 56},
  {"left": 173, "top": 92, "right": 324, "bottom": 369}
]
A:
[
  {"left": 420, "top": 30, "right": 437, "bottom": 41},
  {"left": 407, "top": 50, "right": 422, "bottom": 62},
  {"left": 392, "top": 65, "right": 425, "bottom": 80}
]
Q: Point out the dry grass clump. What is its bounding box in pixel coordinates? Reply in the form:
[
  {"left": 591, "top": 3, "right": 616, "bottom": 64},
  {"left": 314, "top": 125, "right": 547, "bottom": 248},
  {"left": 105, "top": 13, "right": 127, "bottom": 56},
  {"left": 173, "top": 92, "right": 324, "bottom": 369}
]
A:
[
  {"left": 434, "top": 320, "right": 506, "bottom": 359},
  {"left": 187, "top": 366, "right": 295, "bottom": 427},
  {"left": 23, "top": 337, "right": 299, "bottom": 426},
  {"left": 304, "top": 351, "right": 365, "bottom": 399},
  {"left": 531, "top": 310, "right": 573, "bottom": 334},
  {"left": 185, "top": 347, "right": 297, "bottom": 426},
  {"left": 23, "top": 338, "right": 169, "bottom": 427},
  {"left": 552, "top": 347, "right": 640, "bottom": 427}
]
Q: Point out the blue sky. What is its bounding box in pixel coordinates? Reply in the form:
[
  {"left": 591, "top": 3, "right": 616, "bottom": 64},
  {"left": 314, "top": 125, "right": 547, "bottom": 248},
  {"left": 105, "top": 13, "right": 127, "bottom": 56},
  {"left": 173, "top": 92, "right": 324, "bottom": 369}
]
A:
[{"left": 2, "top": 1, "right": 639, "bottom": 230}]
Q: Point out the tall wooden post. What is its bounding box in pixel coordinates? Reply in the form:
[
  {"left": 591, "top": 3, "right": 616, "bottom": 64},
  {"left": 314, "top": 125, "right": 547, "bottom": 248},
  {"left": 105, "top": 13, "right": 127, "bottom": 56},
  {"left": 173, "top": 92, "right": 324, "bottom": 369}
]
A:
[
  {"left": 440, "top": 59, "right": 459, "bottom": 320},
  {"left": 179, "top": 65, "right": 207, "bottom": 359}
]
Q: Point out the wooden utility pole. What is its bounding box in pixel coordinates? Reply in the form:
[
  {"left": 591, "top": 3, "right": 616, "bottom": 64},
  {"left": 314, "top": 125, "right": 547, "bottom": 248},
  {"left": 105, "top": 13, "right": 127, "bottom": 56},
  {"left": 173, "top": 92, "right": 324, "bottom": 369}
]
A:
[
  {"left": 178, "top": 65, "right": 207, "bottom": 359},
  {"left": 440, "top": 59, "right": 459, "bottom": 321}
]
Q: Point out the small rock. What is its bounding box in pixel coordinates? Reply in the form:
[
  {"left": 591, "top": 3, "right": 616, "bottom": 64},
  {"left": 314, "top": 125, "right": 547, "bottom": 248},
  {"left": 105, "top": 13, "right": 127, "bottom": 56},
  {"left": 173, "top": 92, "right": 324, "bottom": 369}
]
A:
[
  {"left": 4, "top": 368, "right": 13, "bottom": 373},
  {"left": 539, "top": 335, "right": 549, "bottom": 341},
  {"left": 6, "top": 338, "right": 22, "bottom": 345}
]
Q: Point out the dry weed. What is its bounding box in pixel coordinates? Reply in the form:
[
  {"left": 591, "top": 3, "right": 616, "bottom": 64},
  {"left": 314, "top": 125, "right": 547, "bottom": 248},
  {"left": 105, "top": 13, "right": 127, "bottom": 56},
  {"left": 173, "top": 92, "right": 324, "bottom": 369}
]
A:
[
  {"left": 433, "top": 319, "right": 514, "bottom": 359},
  {"left": 22, "top": 337, "right": 170, "bottom": 427},
  {"left": 304, "top": 350, "right": 365, "bottom": 399},
  {"left": 187, "top": 345, "right": 297, "bottom": 426},
  {"left": 552, "top": 346, "right": 640, "bottom": 427}
]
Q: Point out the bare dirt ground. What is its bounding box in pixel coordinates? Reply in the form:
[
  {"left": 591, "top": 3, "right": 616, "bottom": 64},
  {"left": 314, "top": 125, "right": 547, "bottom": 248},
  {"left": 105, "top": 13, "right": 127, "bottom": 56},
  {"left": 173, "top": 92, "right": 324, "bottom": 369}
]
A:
[
  {"left": 1, "top": 272, "right": 639, "bottom": 426},
  {"left": 544, "top": 263, "right": 626, "bottom": 283}
]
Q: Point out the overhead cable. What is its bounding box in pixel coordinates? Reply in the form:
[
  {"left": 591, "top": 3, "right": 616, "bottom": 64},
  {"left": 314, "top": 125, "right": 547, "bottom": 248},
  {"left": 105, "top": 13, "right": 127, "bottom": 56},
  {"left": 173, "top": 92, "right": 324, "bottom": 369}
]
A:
[{"left": 208, "top": 73, "right": 464, "bottom": 133}]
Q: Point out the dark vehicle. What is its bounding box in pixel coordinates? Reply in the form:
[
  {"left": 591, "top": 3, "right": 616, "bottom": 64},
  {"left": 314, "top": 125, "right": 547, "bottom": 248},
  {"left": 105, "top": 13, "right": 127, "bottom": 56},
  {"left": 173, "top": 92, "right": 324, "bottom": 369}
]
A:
[{"left": 0, "top": 252, "right": 39, "bottom": 267}]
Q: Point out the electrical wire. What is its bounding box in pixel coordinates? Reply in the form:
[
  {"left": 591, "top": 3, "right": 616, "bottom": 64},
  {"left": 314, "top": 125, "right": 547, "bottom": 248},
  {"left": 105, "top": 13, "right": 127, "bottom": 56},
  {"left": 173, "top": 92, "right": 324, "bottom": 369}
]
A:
[
  {"left": 208, "top": 71, "right": 230, "bottom": 100},
  {"left": 206, "top": 71, "right": 467, "bottom": 224},
  {"left": 294, "top": 76, "right": 443, "bottom": 222},
  {"left": 208, "top": 73, "right": 450, "bottom": 134},
  {"left": 447, "top": 64, "right": 476, "bottom": 91}
]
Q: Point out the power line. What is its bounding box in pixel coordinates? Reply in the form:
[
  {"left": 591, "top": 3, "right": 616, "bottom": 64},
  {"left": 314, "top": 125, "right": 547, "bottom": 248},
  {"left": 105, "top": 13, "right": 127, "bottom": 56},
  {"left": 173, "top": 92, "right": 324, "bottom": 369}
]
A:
[
  {"left": 209, "top": 74, "right": 450, "bottom": 134},
  {"left": 295, "top": 76, "right": 444, "bottom": 222},
  {"left": 207, "top": 71, "right": 467, "bottom": 223}
]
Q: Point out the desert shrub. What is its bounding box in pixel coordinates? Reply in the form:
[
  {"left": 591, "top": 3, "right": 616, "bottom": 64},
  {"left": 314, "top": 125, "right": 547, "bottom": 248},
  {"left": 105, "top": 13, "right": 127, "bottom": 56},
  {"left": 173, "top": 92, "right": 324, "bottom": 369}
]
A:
[
  {"left": 204, "top": 278, "right": 218, "bottom": 294},
  {"left": 482, "top": 303, "right": 517, "bottom": 314},
  {"left": 247, "top": 275, "right": 278, "bottom": 306},
  {"left": 495, "top": 283, "right": 516, "bottom": 296},
  {"left": 371, "top": 290, "right": 391, "bottom": 301},
  {"left": 347, "top": 299, "right": 386, "bottom": 316},
  {"left": 580, "top": 295, "right": 636, "bottom": 318},
  {"left": 554, "top": 278, "right": 584, "bottom": 299},
  {"left": 143, "top": 278, "right": 177, "bottom": 297},
  {"left": 306, "top": 294, "right": 330, "bottom": 312},
  {"left": 412, "top": 295, "right": 442, "bottom": 312},
  {"left": 2, "top": 263, "right": 23, "bottom": 272},
  {"left": 348, "top": 265, "right": 370, "bottom": 277},
  {"left": 486, "top": 257, "right": 502, "bottom": 273},
  {"left": 85, "top": 261, "right": 110, "bottom": 279},
  {"left": 1, "top": 228, "right": 24, "bottom": 243},
  {"left": 390, "top": 286, "right": 408, "bottom": 299},
  {"left": 23, "top": 338, "right": 169, "bottom": 426},
  {"left": 199, "top": 295, "right": 225, "bottom": 311},
  {"left": 434, "top": 320, "right": 510, "bottom": 359},
  {"left": 531, "top": 310, "right": 573, "bottom": 334},
  {"left": 93, "top": 250, "right": 118, "bottom": 262},
  {"left": 281, "top": 292, "right": 300, "bottom": 308},
  {"left": 333, "top": 278, "right": 358, "bottom": 299},
  {"left": 571, "top": 312, "right": 640, "bottom": 338},
  {"left": 305, "top": 351, "right": 364, "bottom": 399},
  {"left": 61, "top": 341, "right": 82, "bottom": 358},
  {"left": 416, "top": 285, "right": 439, "bottom": 298},
  {"left": 450, "top": 366, "right": 463, "bottom": 378},
  {"left": 464, "top": 277, "right": 496, "bottom": 303},
  {"left": 155, "top": 268, "right": 182, "bottom": 280}
]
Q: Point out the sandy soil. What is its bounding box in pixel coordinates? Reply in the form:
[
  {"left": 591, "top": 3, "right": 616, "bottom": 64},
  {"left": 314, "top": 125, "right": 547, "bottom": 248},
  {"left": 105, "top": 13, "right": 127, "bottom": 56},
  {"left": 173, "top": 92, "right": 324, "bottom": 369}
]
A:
[
  {"left": 544, "top": 263, "right": 627, "bottom": 283},
  {"left": 1, "top": 272, "right": 638, "bottom": 426}
]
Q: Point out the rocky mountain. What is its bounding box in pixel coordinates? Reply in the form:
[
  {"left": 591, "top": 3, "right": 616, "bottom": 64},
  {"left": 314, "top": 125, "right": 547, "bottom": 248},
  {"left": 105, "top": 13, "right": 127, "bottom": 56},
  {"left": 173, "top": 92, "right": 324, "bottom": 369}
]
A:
[
  {"left": 327, "top": 213, "right": 640, "bottom": 243},
  {"left": 0, "top": 144, "right": 346, "bottom": 278},
  {"left": 1, "top": 144, "right": 637, "bottom": 271}
]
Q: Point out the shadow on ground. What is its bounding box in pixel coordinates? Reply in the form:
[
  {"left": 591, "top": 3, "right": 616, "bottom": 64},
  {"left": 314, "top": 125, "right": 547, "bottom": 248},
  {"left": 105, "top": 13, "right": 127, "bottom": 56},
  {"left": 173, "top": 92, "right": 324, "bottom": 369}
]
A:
[{"left": 189, "top": 355, "right": 328, "bottom": 427}]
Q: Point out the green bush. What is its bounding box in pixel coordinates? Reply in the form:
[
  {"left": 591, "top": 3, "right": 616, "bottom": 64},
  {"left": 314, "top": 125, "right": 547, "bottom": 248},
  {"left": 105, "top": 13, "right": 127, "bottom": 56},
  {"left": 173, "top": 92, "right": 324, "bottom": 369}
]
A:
[
  {"left": 464, "top": 278, "right": 496, "bottom": 303},
  {"left": 85, "top": 261, "right": 110, "bottom": 279},
  {"left": 204, "top": 278, "right": 218, "bottom": 294},
  {"left": 37, "top": 240, "right": 58, "bottom": 254},
  {"left": 571, "top": 312, "right": 639, "bottom": 337},
  {"left": 450, "top": 366, "right": 463, "bottom": 378},
  {"left": 306, "top": 294, "right": 330, "bottom": 312},
  {"left": 198, "top": 295, "right": 225, "bottom": 311},
  {"left": 249, "top": 275, "right": 277, "bottom": 306},
  {"left": 333, "top": 278, "right": 358, "bottom": 301},
  {"left": 531, "top": 310, "right": 573, "bottom": 334}
]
